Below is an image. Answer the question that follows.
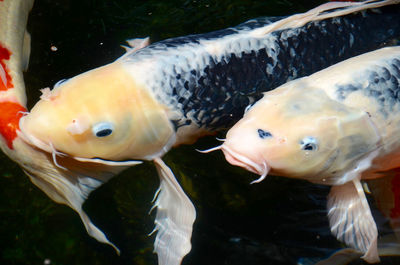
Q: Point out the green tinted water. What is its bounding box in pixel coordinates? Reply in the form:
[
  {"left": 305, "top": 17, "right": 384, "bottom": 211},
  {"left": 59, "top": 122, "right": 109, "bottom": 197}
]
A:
[{"left": 1, "top": 1, "right": 398, "bottom": 265}]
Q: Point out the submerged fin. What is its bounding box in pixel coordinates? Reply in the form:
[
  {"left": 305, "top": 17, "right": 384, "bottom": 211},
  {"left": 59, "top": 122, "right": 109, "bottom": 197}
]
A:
[
  {"left": 152, "top": 158, "right": 196, "bottom": 265},
  {"left": 11, "top": 139, "right": 127, "bottom": 254},
  {"left": 24, "top": 168, "right": 121, "bottom": 253},
  {"left": 327, "top": 179, "right": 379, "bottom": 263}
]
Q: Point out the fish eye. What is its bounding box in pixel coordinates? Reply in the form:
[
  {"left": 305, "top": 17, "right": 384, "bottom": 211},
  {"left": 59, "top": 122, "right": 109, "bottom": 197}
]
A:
[
  {"left": 92, "top": 122, "right": 114, "bottom": 138},
  {"left": 300, "top": 137, "right": 318, "bottom": 151},
  {"left": 257, "top": 129, "right": 272, "bottom": 139}
]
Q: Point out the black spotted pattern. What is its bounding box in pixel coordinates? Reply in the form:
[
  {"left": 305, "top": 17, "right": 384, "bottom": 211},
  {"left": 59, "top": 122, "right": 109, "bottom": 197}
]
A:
[
  {"left": 136, "top": 5, "right": 400, "bottom": 131},
  {"left": 336, "top": 59, "right": 400, "bottom": 118}
]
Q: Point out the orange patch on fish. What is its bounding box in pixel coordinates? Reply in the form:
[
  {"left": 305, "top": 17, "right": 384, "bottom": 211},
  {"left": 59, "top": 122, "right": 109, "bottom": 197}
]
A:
[
  {"left": 0, "top": 102, "right": 26, "bottom": 149},
  {"left": 0, "top": 43, "right": 13, "bottom": 91}
]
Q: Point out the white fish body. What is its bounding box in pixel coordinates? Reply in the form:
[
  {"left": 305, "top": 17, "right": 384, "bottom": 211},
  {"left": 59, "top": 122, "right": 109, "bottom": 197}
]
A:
[{"left": 220, "top": 46, "right": 400, "bottom": 263}]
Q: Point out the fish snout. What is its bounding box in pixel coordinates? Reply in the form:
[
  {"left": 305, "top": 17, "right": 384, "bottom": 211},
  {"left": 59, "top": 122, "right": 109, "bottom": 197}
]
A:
[
  {"left": 18, "top": 113, "right": 56, "bottom": 153},
  {"left": 221, "top": 144, "right": 269, "bottom": 177}
]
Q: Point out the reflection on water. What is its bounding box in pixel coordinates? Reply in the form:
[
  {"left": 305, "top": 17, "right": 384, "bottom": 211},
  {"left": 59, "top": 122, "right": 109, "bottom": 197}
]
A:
[{"left": 1, "top": 0, "right": 399, "bottom": 264}]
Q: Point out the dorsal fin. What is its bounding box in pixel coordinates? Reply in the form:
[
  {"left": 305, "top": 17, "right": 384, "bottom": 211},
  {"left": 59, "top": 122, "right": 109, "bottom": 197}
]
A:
[
  {"left": 121, "top": 37, "right": 150, "bottom": 53},
  {"left": 152, "top": 158, "right": 196, "bottom": 265}
]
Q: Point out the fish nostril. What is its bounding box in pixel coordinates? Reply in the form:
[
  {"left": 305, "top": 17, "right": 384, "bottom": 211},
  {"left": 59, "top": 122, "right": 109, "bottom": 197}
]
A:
[{"left": 257, "top": 129, "right": 272, "bottom": 139}]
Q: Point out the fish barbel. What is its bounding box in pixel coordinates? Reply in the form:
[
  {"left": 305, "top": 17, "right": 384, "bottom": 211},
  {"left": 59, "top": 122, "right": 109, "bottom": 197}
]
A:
[
  {"left": 16, "top": 1, "right": 400, "bottom": 265},
  {"left": 218, "top": 46, "right": 400, "bottom": 263}
]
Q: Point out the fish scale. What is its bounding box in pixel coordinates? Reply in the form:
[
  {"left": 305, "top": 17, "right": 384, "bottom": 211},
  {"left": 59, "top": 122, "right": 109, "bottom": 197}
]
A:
[
  {"left": 335, "top": 58, "right": 400, "bottom": 118},
  {"left": 123, "top": 4, "right": 400, "bottom": 131}
]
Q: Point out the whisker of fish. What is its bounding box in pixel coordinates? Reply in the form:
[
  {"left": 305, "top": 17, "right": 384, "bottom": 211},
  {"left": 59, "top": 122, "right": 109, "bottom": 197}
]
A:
[
  {"left": 196, "top": 145, "right": 222, "bottom": 153},
  {"left": 250, "top": 161, "right": 269, "bottom": 184},
  {"left": 51, "top": 151, "right": 68, "bottom": 171},
  {"left": 49, "top": 142, "right": 68, "bottom": 171}
]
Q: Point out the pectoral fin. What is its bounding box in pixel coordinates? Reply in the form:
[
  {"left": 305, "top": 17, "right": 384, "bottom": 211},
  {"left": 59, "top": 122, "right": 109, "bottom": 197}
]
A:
[
  {"left": 327, "top": 179, "right": 379, "bottom": 263},
  {"left": 152, "top": 158, "right": 196, "bottom": 265},
  {"left": 18, "top": 149, "right": 128, "bottom": 254}
]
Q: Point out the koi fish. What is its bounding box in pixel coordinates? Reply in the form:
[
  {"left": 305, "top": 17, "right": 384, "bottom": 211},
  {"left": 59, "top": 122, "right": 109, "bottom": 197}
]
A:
[
  {"left": 16, "top": 1, "right": 400, "bottom": 265},
  {"left": 212, "top": 46, "right": 400, "bottom": 263},
  {"left": 0, "top": 0, "right": 127, "bottom": 254}
]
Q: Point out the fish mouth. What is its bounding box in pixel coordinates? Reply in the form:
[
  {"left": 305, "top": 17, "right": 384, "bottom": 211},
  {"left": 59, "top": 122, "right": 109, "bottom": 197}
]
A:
[
  {"left": 221, "top": 144, "right": 270, "bottom": 184},
  {"left": 18, "top": 116, "right": 53, "bottom": 153}
]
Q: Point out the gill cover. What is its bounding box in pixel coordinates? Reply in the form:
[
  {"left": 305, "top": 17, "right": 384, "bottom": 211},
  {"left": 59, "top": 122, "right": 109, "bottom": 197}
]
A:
[{"left": 19, "top": 61, "right": 176, "bottom": 162}]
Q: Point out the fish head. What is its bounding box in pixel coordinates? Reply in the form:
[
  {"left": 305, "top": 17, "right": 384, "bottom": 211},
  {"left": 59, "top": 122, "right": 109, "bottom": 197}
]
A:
[
  {"left": 19, "top": 62, "right": 175, "bottom": 162},
  {"left": 222, "top": 82, "right": 380, "bottom": 181}
]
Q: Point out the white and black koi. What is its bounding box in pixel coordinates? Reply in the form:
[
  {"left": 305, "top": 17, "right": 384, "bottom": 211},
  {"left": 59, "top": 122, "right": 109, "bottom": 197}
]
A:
[{"left": 122, "top": 0, "right": 400, "bottom": 136}]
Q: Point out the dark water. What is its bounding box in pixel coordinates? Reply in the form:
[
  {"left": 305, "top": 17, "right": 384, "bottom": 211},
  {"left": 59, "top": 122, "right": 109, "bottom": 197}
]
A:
[{"left": 1, "top": 1, "right": 399, "bottom": 265}]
